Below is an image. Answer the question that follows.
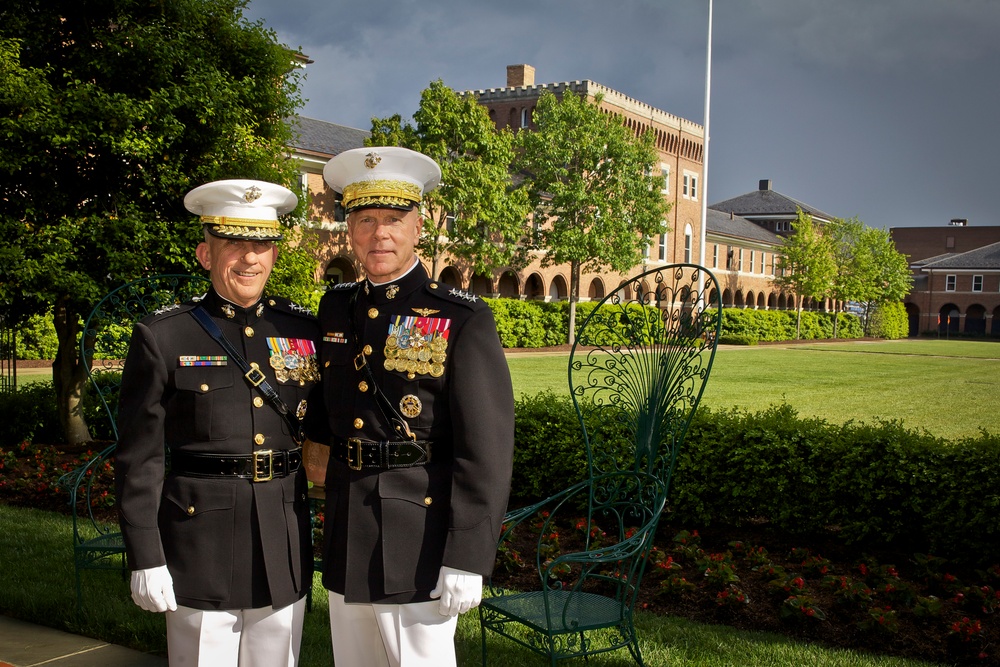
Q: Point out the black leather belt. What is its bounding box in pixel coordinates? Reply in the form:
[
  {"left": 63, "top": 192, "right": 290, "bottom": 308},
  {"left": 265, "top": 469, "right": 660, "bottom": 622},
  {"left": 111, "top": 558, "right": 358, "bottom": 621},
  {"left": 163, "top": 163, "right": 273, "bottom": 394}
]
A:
[
  {"left": 171, "top": 448, "right": 302, "bottom": 482},
  {"left": 332, "top": 438, "right": 431, "bottom": 470}
]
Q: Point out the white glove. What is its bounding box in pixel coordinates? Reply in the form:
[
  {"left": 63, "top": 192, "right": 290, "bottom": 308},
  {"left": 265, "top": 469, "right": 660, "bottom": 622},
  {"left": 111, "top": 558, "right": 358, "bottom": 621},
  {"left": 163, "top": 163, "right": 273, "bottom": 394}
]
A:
[
  {"left": 429, "top": 565, "right": 482, "bottom": 616},
  {"left": 130, "top": 565, "right": 178, "bottom": 613}
]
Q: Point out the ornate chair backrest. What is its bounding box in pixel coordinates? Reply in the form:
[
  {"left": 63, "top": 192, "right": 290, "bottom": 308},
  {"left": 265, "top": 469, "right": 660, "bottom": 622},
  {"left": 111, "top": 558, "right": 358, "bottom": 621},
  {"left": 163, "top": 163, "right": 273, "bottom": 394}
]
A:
[
  {"left": 569, "top": 264, "right": 722, "bottom": 492},
  {"left": 80, "top": 274, "right": 210, "bottom": 442}
]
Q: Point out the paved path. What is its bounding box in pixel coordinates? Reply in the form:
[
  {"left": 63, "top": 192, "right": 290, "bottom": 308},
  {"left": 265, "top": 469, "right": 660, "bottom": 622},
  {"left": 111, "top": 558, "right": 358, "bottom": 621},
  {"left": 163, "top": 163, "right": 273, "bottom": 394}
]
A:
[{"left": 0, "top": 616, "right": 165, "bottom": 667}]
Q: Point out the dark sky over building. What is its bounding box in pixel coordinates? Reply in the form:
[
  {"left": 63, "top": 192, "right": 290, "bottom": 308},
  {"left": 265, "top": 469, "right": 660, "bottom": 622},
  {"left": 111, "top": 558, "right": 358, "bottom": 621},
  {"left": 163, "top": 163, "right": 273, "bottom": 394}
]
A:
[{"left": 245, "top": 0, "right": 1000, "bottom": 230}]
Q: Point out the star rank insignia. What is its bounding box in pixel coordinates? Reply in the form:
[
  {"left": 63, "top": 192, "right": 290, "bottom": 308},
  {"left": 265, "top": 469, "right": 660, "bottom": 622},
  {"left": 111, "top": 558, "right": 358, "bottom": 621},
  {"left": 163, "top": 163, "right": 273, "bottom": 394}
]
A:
[{"left": 448, "top": 288, "right": 478, "bottom": 303}]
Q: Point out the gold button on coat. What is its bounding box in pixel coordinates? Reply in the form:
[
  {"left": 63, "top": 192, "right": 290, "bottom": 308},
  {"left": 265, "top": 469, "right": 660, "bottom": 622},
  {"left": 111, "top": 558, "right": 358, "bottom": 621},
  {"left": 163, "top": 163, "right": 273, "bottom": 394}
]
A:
[
  {"left": 254, "top": 433, "right": 265, "bottom": 445},
  {"left": 244, "top": 326, "right": 254, "bottom": 338},
  {"left": 253, "top": 396, "right": 264, "bottom": 408},
  {"left": 358, "top": 381, "right": 369, "bottom": 392},
  {"left": 187, "top": 506, "right": 195, "bottom": 515},
  {"left": 368, "top": 308, "right": 379, "bottom": 319},
  {"left": 363, "top": 344, "right": 373, "bottom": 355},
  {"left": 324, "top": 360, "right": 330, "bottom": 367},
  {"left": 423, "top": 497, "right": 433, "bottom": 506},
  {"left": 199, "top": 384, "right": 209, "bottom": 392},
  {"left": 353, "top": 418, "right": 364, "bottom": 429}
]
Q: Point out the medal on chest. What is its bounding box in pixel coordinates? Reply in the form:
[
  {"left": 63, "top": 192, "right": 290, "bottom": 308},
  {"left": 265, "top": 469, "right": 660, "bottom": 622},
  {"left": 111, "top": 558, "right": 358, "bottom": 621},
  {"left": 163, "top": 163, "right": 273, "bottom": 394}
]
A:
[{"left": 383, "top": 314, "right": 451, "bottom": 379}]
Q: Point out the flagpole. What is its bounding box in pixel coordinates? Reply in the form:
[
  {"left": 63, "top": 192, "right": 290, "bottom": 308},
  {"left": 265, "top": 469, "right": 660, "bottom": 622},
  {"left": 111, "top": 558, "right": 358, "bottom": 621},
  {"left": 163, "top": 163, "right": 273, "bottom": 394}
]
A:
[{"left": 698, "top": 0, "right": 713, "bottom": 295}]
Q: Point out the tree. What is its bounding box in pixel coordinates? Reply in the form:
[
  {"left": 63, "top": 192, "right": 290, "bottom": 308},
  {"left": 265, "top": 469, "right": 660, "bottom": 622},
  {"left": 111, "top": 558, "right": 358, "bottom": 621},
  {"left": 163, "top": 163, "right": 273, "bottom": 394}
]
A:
[
  {"left": 367, "top": 80, "right": 531, "bottom": 280},
  {"left": 0, "top": 0, "right": 304, "bottom": 444},
  {"left": 773, "top": 209, "right": 836, "bottom": 339},
  {"left": 850, "top": 226, "right": 912, "bottom": 335},
  {"left": 827, "top": 217, "right": 866, "bottom": 339},
  {"left": 514, "top": 90, "right": 670, "bottom": 343}
]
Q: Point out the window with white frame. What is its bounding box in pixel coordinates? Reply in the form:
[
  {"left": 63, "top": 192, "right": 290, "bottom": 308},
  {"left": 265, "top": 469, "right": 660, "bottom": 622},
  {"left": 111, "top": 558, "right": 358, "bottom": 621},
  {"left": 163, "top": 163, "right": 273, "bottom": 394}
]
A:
[
  {"left": 682, "top": 171, "right": 698, "bottom": 200},
  {"left": 749, "top": 250, "right": 756, "bottom": 274},
  {"left": 945, "top": 275, "right": 956, "bottom": 291},
  {"left": 712, "top": 244, "right": 719, "bottom": 268},
  {"left": 738, "top": 249, "right": 744, "bottom": 272},
  {"left": 684, "top": 225, "right": 693, "bottom": 262},
  {"left": 660, "top": 165, "right": 670, "bottom": 194},
  {"left": 973, "top": 275, "right": 983, "bottom": 292},
  {"left": 520, "top": 108, "right": 530, "bottom": 128},
  {"left": 658, "top": 232, "right": 667, "bottom": 261}
]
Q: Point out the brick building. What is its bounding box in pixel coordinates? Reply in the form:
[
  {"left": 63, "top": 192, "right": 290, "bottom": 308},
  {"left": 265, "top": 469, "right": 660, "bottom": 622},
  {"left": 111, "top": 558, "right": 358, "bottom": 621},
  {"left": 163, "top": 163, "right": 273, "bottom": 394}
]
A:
[
  {"left": 286, "top": 70, "right": 839, "bottom": 314},
  {"left": 889, "top": 221, "right": 1000, "bottom": 336},
  {"left": 707, "top": 179, "right": 838, "bottom": 311}
]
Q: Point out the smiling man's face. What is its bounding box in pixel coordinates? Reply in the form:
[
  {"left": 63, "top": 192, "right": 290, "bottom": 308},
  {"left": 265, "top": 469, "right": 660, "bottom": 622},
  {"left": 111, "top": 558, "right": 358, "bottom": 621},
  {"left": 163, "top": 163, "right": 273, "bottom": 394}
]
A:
[{"left": 195, "top": 236, "right": 278, "bottom": 306}]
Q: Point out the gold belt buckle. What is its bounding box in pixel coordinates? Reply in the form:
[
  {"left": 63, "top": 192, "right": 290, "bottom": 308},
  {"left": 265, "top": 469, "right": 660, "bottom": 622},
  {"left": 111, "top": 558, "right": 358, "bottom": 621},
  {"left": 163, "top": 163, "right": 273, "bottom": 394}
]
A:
[
  {"left": 253, "top": 450, "right": 274, "bottom": 482},
  {"left": 347, "top": 438, "right": 363, "bottom": 471}
]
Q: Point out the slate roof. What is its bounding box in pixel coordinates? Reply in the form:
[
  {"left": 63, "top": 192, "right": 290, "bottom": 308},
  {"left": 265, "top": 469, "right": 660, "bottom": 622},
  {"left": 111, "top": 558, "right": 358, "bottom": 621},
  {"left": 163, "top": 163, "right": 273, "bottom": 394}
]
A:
[
  {"left": 285, "top": 116, "right": 369, "bottom": 156},
  {"left": 706, "top": 208, "right": 783, "bottom": 245},
  {"left": 709, "top": 186, "right": 836, "bottom": 222},
  {"left": 918, "top": 242, "right": 1000, "bottom": 270}
]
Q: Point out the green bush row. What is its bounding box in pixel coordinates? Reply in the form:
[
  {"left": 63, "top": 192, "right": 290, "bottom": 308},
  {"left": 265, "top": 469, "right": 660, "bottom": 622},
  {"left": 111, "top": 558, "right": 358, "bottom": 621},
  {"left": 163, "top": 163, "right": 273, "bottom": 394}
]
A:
[
  {"left": 868, "top": 302, "right": 909, "bottom": 339},
  {"left": 484, "top": 298, "right": 868, "bottom": 348},
  {"left": 512, "top": 393, "right": 1000, "bottom": 566},
  {"left": 718, "top": 307, "right": 864, "bottom": 344}
]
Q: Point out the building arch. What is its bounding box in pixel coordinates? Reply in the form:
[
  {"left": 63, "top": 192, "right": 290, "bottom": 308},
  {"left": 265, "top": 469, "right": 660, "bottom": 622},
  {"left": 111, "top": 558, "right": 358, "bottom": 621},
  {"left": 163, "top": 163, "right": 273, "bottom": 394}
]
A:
[
  {"left": 524, "top": 273, "right": 545, "bottom": 300},
  {"left": 746, "top": 291, "right": 755, "bottom": 309},
  {"left": 549, "top": 275, "right": 568, "bottom": 301},
  {"left": 323, "top": 256, "right": 357, "bottom": 285},
  {"left": 767, "top": 292, "right": 777, "bottom": 310},
  {"left": 438, "top": 266, "right": 462, "bottom": 289},
  {"left": 498, "top": 270, "right": 520, "bottom": 298},
  {"left": 734, "top": 290, "right": 745, "bottom": 308},
  {"left": 939, "top": 303, "right": 960, "bottom": 335},
  {"left": 965, "top": 304, "right": 987, "bottom": 335},
  {"left": 722, "top": 288, "right": 733, "bottom": 307},
  {"left": 756, "top": 292, "right": 766, "bottom": 309},
  {"left": 904, "top": 302, "right": 920, "bottom": 337},
  {"left": 993, "top": 306, "right": 1000, "bottom": 336},
  {"left": 587, "top": 277, "right": 606, "bottom": 300},
  {"left": 708, "top": 288, "right": 719, "bottom": 307},
  {"left": 471, "top": 273, "right": 493, "bottom": 296}
]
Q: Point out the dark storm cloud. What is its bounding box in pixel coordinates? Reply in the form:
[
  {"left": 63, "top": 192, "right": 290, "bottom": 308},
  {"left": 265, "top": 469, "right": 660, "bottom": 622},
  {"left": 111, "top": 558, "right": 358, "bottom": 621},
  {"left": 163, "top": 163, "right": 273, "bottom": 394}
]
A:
[{"left": 244, "top": 0, "right": 1000, "bottom": 229}]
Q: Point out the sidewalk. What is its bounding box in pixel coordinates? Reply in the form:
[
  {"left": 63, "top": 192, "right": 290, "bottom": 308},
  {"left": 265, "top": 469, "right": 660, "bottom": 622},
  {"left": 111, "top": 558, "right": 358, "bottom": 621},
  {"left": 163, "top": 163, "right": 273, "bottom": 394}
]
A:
[{"left": 0, "top": 616, "right": 165, "bottom": 667}]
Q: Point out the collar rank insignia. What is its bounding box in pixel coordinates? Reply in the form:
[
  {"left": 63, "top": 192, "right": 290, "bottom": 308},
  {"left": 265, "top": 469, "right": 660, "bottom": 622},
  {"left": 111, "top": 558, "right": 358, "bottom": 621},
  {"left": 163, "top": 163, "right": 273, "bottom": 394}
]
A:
[
  {"left": 221, "top": 304, "right": 236, "bottom": 319},
  {"left": 256, "top": 303, "right": 264, "bottom": 317},
  {"left": 448, "top": 287, "right": 478, "bottom": 303},
  {"left": 386, "top": 284, "right": 399, "bottom": 300}
]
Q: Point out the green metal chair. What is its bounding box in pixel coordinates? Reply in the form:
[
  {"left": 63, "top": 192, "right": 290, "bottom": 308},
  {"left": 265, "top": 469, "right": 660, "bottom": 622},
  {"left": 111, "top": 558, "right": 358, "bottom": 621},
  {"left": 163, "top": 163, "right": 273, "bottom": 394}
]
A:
[
  {"left": 479, "top": 264, "right": 722, "bottom": 666},
  {"left": 59, "top": 273, "right": 209, "bottom": 616}
]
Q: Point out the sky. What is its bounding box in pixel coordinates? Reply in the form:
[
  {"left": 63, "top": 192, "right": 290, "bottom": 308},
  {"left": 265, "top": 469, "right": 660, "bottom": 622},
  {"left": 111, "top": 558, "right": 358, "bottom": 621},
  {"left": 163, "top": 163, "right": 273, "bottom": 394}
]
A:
[{"left": 243, "top": 0, "right": 1000, "bottom": 231}]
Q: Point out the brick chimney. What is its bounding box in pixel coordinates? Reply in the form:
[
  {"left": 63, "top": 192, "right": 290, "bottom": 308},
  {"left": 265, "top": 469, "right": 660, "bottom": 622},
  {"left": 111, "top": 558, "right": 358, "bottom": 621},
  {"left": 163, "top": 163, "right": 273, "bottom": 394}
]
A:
[{"left": 507, "top": 64, "right": 535, "bottom": 88}]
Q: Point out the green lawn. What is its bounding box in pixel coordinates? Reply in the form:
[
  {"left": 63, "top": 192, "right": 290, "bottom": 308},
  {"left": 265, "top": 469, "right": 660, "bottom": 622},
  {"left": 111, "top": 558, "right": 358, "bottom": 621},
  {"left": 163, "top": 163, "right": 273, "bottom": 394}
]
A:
[{"left": 506, "top": 338, "right": 1000, "bottom": 439}]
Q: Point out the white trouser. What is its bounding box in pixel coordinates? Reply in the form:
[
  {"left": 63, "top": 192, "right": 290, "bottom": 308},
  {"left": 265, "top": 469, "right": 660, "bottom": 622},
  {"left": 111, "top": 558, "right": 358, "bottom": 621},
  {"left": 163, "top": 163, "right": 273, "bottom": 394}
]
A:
[
  {"left": 165, "top": 598, "right": 306, "bottom": 667},
  {"left": 328, "top": 592, "right": 459, "bottom": 667}
]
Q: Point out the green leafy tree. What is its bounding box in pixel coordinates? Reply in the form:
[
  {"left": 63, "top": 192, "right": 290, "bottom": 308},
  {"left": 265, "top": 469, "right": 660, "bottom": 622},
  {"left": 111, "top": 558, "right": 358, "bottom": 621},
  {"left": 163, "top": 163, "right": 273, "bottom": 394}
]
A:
[
  {"left": 0, "top": 0, "right": 304, "bottom": 444},
  {"left": 851, "top": 226, "right": 912, "bottom": 335},
  {"left": 773, "top": 209, "right": 836, "bottom": 339},
  {"left": 827, "top": 217, "right": 866, "bottom": 339},
  {"left": 515, "top": 90, "right": 670, "bottom": 343},
  {"left": 367, "top": 80, "right": 531, "bottom": 280}
]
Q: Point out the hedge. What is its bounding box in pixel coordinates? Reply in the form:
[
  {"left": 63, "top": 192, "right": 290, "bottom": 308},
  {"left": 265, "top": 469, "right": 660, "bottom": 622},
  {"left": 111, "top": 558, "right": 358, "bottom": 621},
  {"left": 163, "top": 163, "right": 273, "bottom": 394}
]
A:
[{"left": 511, "top": 393, "right": 1000, "bottom": 567}]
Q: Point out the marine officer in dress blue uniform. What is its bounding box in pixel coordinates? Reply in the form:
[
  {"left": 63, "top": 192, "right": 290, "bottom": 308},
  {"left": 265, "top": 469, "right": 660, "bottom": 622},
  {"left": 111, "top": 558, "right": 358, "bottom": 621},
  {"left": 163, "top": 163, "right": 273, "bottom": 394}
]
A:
[
  {"left": 308, "top": 147, "right": 515, "bottom": 667},
  {"left": 114, "top": 180, "right": 320, "bottom": 667}
]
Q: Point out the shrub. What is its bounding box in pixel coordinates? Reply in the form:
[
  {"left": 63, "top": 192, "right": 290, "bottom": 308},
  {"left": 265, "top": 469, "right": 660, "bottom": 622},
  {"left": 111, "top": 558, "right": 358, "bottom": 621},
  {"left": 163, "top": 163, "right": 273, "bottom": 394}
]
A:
[
  {"left": 868, "top": 302, "right": 909, "bottom": 339},
  {"left": 0, "top": 377, "right": 118, "bottom": 447},
  {"left": 510, "top": 393, "right": 1000, "bottom": 567},
  {"left": 15, "top": 314, "right": 58, "bottom": 360}
]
